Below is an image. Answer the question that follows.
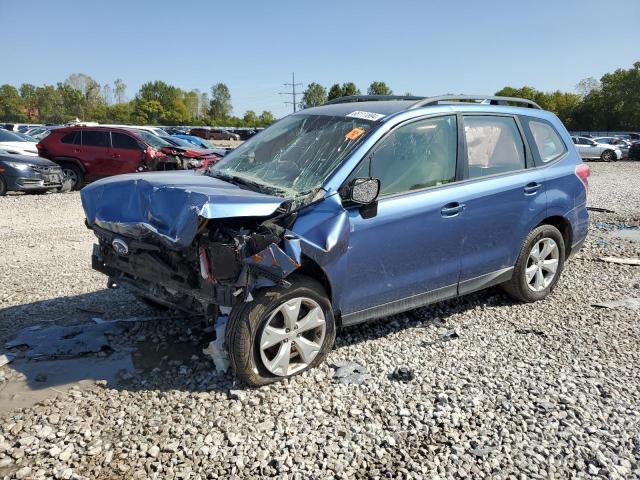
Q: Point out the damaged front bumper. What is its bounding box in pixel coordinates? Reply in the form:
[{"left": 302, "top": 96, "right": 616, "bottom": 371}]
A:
[{"left": 90, "top": 222, "right": 302, "bottom": 315}]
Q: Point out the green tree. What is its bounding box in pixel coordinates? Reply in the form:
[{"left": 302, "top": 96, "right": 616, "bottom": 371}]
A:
[
  {"left": 209, "top": 83, "right": 232, "bottom": 122},
  {"left": 243, "top": 110, "right": 259, "bottom": 126},
  {"left": 0, "top": 85, "right": 25, "bottom": 122},
  {"left": 35, "top": 85, "right": 65, "bottom": 123},
  {"left": 113, "top": 79, "right": 127, "bottom": 104},
  {"left": 258, "top": 111, "right": 276, "bottom": 126},
  {"left": 342, "top": 82, "right": 360, "bottom": 96},
  {"left": 65, "top": 73, "right": 103, "bottom": 119},
  {"left": 367, "top": 81, "right": 392, "bottom": 95},
  {"left": 301, "top": 82, "right": 327, "bottom": 109},
  {"left": 327, "top": 83, "right": 343, "bottom": 101},
  {"left": 132, "top": 99, "right": 165, "bottom": 124},
  {"left": 19, "top": 84, "right": 38, "bottom": 121}
]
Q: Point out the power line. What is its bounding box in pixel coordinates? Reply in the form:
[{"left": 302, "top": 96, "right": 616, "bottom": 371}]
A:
[{"left": 279, "top": 72, "right": 303, "bottom": 113}]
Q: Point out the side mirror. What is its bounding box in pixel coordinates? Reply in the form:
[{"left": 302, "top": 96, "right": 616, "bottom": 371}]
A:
[{"left": 348, "top": 177, "right": 380, "bottom": 204}]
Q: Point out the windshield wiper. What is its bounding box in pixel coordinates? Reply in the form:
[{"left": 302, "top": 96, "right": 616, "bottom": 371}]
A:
[{"left": 207, "top": 170, "right": 265, "bottom": 193}]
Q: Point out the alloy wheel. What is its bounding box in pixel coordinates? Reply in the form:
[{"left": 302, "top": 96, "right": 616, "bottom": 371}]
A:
[
  {"left": 62, "top": 167, "right": 78, "bottom": 189},
  {"left": 258, "top": 297, "right": 326, "bottom": 376},
  {"left": 525, "top": 237, "right": 559, "bottom": 292}
]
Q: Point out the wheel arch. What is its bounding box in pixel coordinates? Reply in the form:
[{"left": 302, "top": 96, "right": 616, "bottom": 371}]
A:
[
  {"left": 53, "top": 157, "right": 85, "bottom": 173},
  {"left": 536, "top": 215, "right": 572, "bottom": 257},
  {"left": 296, "top": 254, "right": 338, "bottom": 323}
]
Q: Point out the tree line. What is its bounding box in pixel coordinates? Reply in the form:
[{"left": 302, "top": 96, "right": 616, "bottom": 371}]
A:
[
  {"left": 299, "top": 62, "right": 640, "bottom": 131},
  {"left": 0, "top": 74, "right": 276, "bottom": 127},
  {"left": 1, "top": 62, "right": 639, "bottom": 130}
]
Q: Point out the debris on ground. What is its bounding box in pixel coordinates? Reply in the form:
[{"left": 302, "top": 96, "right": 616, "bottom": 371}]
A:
[
  {"left": 202, "top": 315, "right": 229, "bottom": 373},
  {"left": 331, "top": 360, "right": 370, "bottom": 385},
  {"left": 5, "top": 322, "right": 125, "bottom": 359},
  {"left": 592, "top": 298, "right": 640, "bottom": 310},
  {"left": 389, "top": 366, "right": 415, "bottom": 383},
  {"left": 587, "top": 206, "right": 616, "bottom": 213},
  {"left": 515, "top": 329, "right": 547, "bottom": 337},
  {"left": 441, "top": 328, "right": 459, "bottom": 342},
  {"left": 600, "top": 256, "right": 640, "bottom": 266},
  {"left": 0, "top": 353, "right": 15, "bottom": 367}
]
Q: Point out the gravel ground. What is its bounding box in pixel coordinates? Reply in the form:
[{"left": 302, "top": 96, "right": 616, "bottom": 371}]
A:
[{"left": 0, "top": 162, "right": 639, "bottom": 479}]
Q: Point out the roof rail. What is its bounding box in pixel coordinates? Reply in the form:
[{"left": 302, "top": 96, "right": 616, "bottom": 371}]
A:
[
  {"left": 324, "top": 95, "right": 425, "bottom": 105},
  {"left": 410, "top": 95, "right": 542, "bottom": 110}
]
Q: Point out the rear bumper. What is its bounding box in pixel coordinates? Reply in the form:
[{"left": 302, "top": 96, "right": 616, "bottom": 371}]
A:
[{"left": 567, "top": 204, "right": 589, "bottom": 258}]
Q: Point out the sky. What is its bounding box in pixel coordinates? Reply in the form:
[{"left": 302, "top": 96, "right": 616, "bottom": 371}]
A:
[{"left": 2, "top": 0, "right": 639, "bottom": 119}]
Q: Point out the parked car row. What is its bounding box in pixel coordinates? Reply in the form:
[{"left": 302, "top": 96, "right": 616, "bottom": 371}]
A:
[{"left": 571, "top": 135, "right": 640, "bottom": 161}]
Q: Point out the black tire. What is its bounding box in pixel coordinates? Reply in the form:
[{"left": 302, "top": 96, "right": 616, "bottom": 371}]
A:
[
  {"left": 502, "top": 224, "right": 566, "bottom": 303},
  {"left": 600, "top": 150, "right": 615, "bottom": 162},
  {"left": 226, "top": 274, "right": 336, "bottom": 386},
  {"left": 0, "top": 176, "right": 7, "bottom": 196},
  {"left": 60, "top": 164, "right": 84, "bottom": 191}
]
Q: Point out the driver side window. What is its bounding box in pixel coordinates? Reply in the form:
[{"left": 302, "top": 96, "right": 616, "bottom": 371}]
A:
[{"left": 352, "top": 115, "right": 458, "bottom": 197}]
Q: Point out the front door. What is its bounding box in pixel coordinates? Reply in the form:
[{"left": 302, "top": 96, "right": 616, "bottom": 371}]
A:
[
  {"left": 80, "top": 130, "right": 113, "bottom": 178},
  {"left": 342, "top": 115, "right": 464, "bottom": 316},
  {"left": 110, "top": 132, "right": 145, "bottom": 174}
]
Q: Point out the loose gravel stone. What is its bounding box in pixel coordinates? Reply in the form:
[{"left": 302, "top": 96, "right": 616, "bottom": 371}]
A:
[{"left": 0, "top": 162, "right": 639, "bottom": 478}]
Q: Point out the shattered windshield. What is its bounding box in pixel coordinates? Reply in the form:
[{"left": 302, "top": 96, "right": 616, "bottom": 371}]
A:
[{"left": 207, "top": 114, "right": 374, "bottom": 197}]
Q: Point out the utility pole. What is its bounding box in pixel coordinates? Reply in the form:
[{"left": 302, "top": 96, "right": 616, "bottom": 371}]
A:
[{"left": 279, "top": 72, "right": 303, "bottom": 113}]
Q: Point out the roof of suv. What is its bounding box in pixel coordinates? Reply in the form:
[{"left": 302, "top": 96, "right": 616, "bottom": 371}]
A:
[{"left": 298, "top": 95, "right": 548, "bottom": 120}]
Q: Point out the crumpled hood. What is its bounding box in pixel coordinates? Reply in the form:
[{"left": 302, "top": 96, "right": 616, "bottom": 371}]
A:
[{"left": 81, "top": 171, "right": 287, "bottom": 247}]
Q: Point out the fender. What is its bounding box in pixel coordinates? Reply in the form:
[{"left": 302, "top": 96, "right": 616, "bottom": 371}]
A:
[{"left": 52, "top": 157, "right": 86, "bottom": 173}]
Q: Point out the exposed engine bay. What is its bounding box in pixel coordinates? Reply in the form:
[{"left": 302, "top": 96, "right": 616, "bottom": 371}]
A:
[{"left": 91, "top": 214, "right": 302, "bottom": 317}]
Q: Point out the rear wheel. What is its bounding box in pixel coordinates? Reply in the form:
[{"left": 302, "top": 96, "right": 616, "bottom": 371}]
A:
[
  {"left": 226, "top": 275, "right": 336, "bottom": 386},
  {"left": 60, "top": 164, "right": 84, "bottom": 191},
  {"left": 503, "top": 224, "right": 565, "bottom": 303},
  {"left": 0, "top": 176, "right": 7, "bottom": 196},
  {"left": 600, "top": 150, "right": 615, "bottom": 162}
]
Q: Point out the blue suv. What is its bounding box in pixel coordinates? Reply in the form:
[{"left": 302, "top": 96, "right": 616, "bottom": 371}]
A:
[{"left": 81, "top": 95, "right": 590, "bottom": 385}]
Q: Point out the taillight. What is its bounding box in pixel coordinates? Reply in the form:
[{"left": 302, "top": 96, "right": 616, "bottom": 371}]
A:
[
  {"left": 199, "top": 246, "right": 215, "bottom": 283},
  {"left": 575, "top": 164, "right": 590, "bottom": 192}
]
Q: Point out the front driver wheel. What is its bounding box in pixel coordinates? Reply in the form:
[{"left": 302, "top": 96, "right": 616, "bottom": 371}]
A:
[
  {"left": 503, "top": 224, "right": 565, "bottom": 303},
  {"left": 226, "top": 275, "right": 336, "bottom": 386},
  {"left": 0, "top": 176, "right": 7, "bottom": 196}
]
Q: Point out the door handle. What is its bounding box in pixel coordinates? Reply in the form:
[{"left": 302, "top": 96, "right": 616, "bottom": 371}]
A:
[
  {"left": 111, "top": 154, "right": 120, "bottom": 159},
  {"left": 73, "top": 148, "right": 81, "bottom": 153},
  {"left": 440, "top": 202, "right": 465, "bottom": 217},
  {"left": 524, "top": 182, "right": 542, "bottom": 195}
]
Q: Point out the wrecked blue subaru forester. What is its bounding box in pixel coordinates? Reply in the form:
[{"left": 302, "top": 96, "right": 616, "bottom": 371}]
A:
[{"left": 81, "top": 95, "right": 589, "bottom": 385}]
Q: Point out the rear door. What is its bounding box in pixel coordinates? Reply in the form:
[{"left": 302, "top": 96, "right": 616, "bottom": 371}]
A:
[
  {"left": 456, "top": 114, "right": 547, "bottom": 292},
  {"left": 80, "top": 130, "right": 112, "bottom": 178},
  {"left": 110, "top": 132, "right": 145, "bottom": 174}
]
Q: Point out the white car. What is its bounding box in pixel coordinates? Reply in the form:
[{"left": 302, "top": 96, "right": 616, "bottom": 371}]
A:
[
  {"left": 593, "top": 137, "right": 631, "bottom": 159},
  {"left": 0, "top": 129, "right": 39, "bottom": 156},
  {"left": 571, "top": 136, "right": 622, "bottom": 162}
]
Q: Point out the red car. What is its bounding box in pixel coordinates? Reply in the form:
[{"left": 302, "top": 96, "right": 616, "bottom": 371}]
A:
[{"left": 37, "top": 126, "right": 221, "bottom": 190}]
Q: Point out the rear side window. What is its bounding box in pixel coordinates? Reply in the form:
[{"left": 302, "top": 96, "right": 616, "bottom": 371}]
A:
[
  {"left": 60, "top": 131, "right": 80, "bottom": 144},
  {"left": 527, "top": 120, "right": 567, "bottom": 163},
  {"left": 82, "top": 131, "right": 109, "bottom": 147},
  {"left": 463, "top": 116, "right": 525, "bottom": 178},
  {"left": 111, "top": 132, "right": 140, "bottom": 150}
]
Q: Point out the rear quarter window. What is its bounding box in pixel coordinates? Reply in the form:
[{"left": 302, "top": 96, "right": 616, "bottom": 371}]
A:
[
  {"left": 523, "top": 119, "right": 567, "bottom": 164},
  {"left": 60, "top": 131, "right": 80, "bottom": 144}
]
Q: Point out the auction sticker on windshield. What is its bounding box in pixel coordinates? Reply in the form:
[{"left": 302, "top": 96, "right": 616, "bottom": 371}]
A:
[{"left": 346, "top": 111, "right": 386, "bottom": 121}]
